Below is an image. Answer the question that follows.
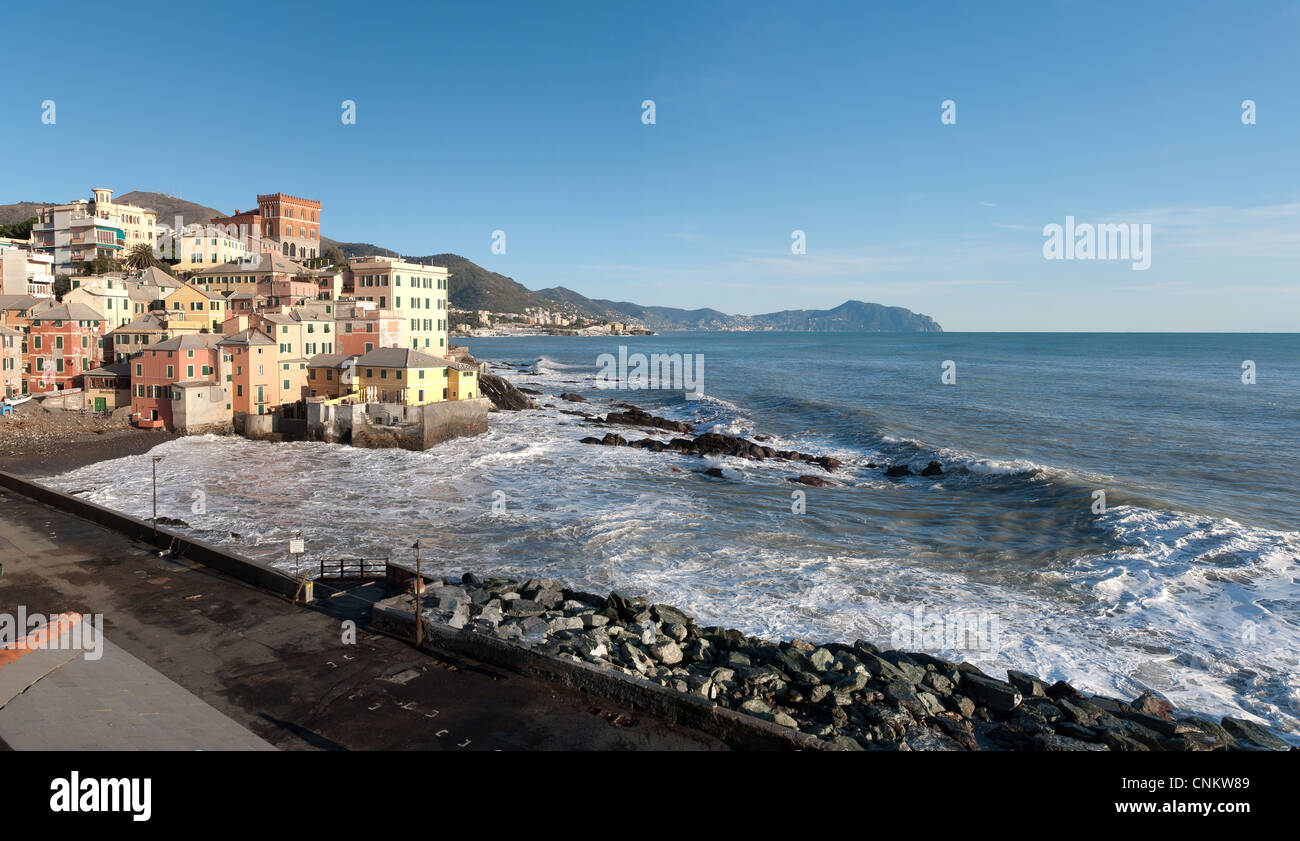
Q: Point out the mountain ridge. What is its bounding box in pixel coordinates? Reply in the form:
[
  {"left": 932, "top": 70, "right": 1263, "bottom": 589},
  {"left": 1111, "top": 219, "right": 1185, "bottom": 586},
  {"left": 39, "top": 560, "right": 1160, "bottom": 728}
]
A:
[{"left": 0, "top": 192, "right": 941, "bottom": 332}]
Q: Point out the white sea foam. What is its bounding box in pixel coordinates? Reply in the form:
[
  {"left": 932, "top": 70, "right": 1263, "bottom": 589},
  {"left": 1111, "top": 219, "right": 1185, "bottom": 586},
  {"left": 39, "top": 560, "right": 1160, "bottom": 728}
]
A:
[{"left": 41, "top": 375, "right": 1300, "bottom": 739}]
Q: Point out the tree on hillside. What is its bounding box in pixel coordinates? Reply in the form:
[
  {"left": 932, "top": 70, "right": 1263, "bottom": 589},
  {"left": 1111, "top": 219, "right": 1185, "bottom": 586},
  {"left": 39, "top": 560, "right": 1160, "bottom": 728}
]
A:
[
  {"left": 0, "top": 216, "right": 36, "bottom": 239},
  {"left": 123, "top": 242, "right": 164, "bottom": 270},
  {"left": 323, "top": 245, "right": 345, "bottom": 267}
]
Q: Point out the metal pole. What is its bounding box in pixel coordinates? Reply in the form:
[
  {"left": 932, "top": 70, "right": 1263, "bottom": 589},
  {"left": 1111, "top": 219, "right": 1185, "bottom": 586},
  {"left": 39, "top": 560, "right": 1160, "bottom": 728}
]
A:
[
  {"left": 413, "top": 541, "right": 422, "bottom": 647},
  {"left": 151, "top": 456, "right": 164, "bottom": 540}
]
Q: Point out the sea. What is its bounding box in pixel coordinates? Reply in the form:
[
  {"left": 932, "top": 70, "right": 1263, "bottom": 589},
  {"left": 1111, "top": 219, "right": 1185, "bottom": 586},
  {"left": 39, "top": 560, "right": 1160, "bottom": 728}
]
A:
[{"left": 43, "top": 332, "right": 1300, "bottom": 735}]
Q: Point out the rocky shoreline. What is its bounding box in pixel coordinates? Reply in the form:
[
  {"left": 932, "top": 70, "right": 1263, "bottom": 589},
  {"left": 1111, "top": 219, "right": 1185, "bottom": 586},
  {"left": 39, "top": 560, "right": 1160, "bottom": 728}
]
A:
[{"left": 395, "top": 572, "right": 1293, "bottom": 751}]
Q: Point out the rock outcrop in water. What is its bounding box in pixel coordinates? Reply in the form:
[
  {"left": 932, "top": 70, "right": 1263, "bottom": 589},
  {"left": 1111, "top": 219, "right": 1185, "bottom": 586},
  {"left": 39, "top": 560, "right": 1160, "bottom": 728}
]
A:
[
  {"left": 391, "top": 574, "right": 1291, "bottom": 751},
  {"left": 479, "top": 373, "right": 539, "bottom": 411},
  {"left": 602, "top": 406, "right": 694, "bottom": 434},
  {"left": 580, "top": 429, "right": 843, "bottom": 472}
]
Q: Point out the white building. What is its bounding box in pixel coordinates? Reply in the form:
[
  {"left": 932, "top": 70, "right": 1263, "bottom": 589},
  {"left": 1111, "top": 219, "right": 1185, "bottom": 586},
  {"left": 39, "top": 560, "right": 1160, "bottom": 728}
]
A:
[
  {"left": 0, "top": 238, "right": 55, "bottom": 297},
  {"left": 155, "top": 223, "right": 251, "bottom": 269},
  {"left": 30, "top": 188, "right": 158, "bottom": 273}
]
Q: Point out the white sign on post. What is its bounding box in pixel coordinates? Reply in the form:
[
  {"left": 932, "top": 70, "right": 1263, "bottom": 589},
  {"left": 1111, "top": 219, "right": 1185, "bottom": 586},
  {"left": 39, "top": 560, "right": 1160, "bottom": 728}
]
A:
[{"left": 289, "top": 539, "right": 305, "bottom": 555}]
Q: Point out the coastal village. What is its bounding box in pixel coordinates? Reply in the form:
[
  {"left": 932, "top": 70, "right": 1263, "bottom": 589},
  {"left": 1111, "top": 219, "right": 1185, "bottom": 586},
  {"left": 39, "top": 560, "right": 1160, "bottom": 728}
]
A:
[
  {"left": 0, "top": 188, "right": 509, "bottom": 448},
  {"left": 1, "top": 188, "right": 1294, "bottom": 758}
]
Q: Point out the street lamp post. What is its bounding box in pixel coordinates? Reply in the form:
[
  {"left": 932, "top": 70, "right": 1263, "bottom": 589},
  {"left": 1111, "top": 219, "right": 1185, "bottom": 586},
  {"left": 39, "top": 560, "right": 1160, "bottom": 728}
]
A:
[
  {"left": 413, "top": 540, "right": 422, "bottom": 647},
  {"left": 151, "top": 455, "right": 164, "bottom": 540}
]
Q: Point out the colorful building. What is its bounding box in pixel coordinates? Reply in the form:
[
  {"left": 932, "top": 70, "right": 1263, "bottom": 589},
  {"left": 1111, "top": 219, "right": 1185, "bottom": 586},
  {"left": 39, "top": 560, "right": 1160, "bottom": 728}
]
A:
[
  {"left": 447, "top": 361, "right": 479, "bottom": 400},
  {"left": 335, "top": 302, "right": 404, "bottom": 356},
  {"left": 0, "top": 240, "right": 55, "bottom": 298},
  {"left": 25, "top": 303, "right": 107, "bottom": 394},
  {"left": 30, "top": 188, "right": 158, "bottom": 274},
  {"left": 0, "top": 294, "right": 54, "bottom": 330},
  {"left": 128, "top": 334, "right": 226, "bottom": 427},
  {"left": 156, "top": 223, "right": 250, "bottom": 268},
  {"left": 190, "top": 251, "right": 317, "bottom": 298},
  {"left": 63, "top": 277, "right": 134, "bottom": 330},
  {"left": 209, "top": 193, "right": 321, "bottom": 261},
  {"left": 217, "top": 328, "right": 281, "bottom": 416},
  {"left": 83, "top": 359, "right": 131, "bottom": 412},
  {"left": 163, "top": 284, "right": 228, "bottom": 331},
  {"left": 344, "top": 257, "right": 449, "bottom": 354},
  {"left": 108, "top": 313, "right": 202, "bottom": 363},
  {"left": 355, "top": 347, "right": 454, "bottom": 405},
  {"left": 0, "top": 324, "right": 23, "bottom": 398},
  {"left": 305, "top": 353, "right": 357, "bottom": 399}
]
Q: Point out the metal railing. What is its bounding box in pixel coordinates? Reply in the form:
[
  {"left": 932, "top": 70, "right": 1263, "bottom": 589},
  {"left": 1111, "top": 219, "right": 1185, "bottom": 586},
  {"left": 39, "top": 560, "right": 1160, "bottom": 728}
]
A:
[{"left": 317, "top": 557, "right": 389, "bottom": 580}]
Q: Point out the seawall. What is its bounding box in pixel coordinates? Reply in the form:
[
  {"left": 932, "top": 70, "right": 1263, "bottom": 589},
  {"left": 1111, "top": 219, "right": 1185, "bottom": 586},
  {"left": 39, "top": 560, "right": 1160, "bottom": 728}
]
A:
[{"left": 0, "top": 470, "right": 819, "bottom": 750}]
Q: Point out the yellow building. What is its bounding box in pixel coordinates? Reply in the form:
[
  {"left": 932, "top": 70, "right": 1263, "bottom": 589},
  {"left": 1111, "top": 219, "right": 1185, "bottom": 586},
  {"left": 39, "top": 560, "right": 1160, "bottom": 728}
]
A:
[
  {"left": 108, "top": 313, "right": 201, "bottom": 362},
  {"left": 355, "top": 347, "right": 452, "bottom": 405},
  {"left": 447, "top": 362, "right": 479, "bottom": 400},
  {"left": 306, "top": 353, "right": 358, "bottom": 399},
  {"left": 190, "top": 251, "right": 314, "bottom": 296},
  {"left": 163, "top": 284, "right": 228, "bottom": 331}
]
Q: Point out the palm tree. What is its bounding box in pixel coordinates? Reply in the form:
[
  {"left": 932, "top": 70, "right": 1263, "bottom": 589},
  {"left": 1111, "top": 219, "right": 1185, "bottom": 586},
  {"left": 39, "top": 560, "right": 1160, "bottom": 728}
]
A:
[{"left": 124, "top": 242, "right": 164, "bottom": 270}]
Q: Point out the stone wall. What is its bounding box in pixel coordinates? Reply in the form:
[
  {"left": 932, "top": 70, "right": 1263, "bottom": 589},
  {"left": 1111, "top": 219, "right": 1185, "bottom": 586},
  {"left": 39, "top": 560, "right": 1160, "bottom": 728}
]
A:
[{"left": 309, "top": 398, "right": 489, "bottom": 450}]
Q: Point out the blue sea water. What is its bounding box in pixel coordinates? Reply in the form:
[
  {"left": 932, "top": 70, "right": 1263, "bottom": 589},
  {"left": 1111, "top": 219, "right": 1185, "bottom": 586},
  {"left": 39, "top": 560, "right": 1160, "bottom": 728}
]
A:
[{"left": 48, "top": 332, "right": 1300, "bottom": 734}]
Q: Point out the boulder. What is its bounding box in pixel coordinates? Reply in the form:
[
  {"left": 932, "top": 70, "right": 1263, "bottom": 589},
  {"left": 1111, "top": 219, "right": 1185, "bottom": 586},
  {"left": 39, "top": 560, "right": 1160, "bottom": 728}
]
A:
[
  {"left": 884, "top": 464, "right": 911, "bottom": 477},
  {"left": 1220, "top": 717, "right": 1290, "bottom": 751},
  {"left": 919, "top": 461, "right": 943, "bottom": 476},
  {"left": 1130, "top": 690, "right": 1174, "bottom": 720},
  {"left": 479, "top": 373, "right": 538, "bottom": 411},
  {"left": 1007, "top": 669, "right": 1049, "bottom": 698},
  {"left": 961, "top": 673, "right": 1023, "bottom": 714},
  {"left": 648, "top": 640, "right": 684, "bottom": 665}
]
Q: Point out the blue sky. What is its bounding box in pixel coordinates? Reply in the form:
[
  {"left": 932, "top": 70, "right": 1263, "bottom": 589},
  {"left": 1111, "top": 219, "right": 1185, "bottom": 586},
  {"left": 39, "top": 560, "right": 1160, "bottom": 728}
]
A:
[{"left": 2, "top": 0, "right": 1297, "bottom": 330}]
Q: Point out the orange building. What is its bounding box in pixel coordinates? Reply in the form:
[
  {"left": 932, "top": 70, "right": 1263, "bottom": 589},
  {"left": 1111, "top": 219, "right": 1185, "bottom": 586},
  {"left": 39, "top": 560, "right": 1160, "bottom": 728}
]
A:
[
  {"left": 218, "top": 328, "right": 282, "bottom": 416},
  {"left": 210, "top": 192, "right": 321, "bottom": 261},
  {"left": 336, "top": 304, "right": 404, "bottom": 356}
]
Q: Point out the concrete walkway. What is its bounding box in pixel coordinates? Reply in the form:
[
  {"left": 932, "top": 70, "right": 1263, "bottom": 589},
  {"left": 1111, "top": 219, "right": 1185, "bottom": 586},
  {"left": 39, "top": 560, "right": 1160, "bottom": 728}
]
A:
[
  {"left": 0, "top": 637, "right": 274, "bottom": 751},
  {"left": 0, "top": 483, "right": 726, "bottom": 751}
]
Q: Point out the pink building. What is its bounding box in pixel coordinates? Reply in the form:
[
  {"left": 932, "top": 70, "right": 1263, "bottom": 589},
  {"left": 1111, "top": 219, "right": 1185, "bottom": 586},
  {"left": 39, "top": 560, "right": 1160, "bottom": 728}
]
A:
[{"left": 129, "top": 334, "right": 226, "bottom": 427}]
